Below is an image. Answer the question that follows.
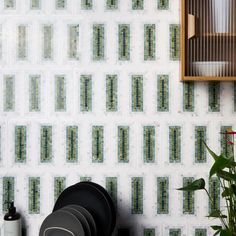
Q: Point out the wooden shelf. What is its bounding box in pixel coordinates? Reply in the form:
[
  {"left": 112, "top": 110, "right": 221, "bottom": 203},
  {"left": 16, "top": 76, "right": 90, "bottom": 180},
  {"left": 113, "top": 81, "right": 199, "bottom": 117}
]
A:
[
  {"left": 203, "top": 33, "right": 236, "bottom": 37},
  {"left": 182, "top": 76, "right": 236, "bottom": 81}
]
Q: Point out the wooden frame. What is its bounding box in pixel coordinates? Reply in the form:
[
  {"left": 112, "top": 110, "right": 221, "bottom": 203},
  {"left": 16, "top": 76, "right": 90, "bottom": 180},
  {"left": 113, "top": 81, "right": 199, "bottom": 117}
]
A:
[{"left": 181, "top": 0, "right": 236, "bottom": 81}]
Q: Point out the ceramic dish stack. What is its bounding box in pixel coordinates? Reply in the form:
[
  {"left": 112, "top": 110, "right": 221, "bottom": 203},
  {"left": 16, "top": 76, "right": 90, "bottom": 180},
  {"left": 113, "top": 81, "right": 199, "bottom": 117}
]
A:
[{"left": 39, "top": 182, "right": 116, "bottom": 236}]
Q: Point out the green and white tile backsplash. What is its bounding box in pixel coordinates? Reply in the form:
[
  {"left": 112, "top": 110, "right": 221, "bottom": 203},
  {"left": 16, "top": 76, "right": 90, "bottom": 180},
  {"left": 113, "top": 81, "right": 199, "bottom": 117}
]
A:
[{"left": 0, "top": 0, "right": 235, "bottom": 235}]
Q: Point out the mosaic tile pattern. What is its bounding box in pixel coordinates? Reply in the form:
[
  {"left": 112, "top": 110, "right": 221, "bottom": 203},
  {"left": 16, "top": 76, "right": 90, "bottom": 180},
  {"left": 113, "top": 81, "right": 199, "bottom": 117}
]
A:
[
  {"left": 118, "top": 126, "right": 129, "bottom": 163},
  {"left": 81, "top": 0, "right": 93, "bottom": 9},
  {"left": 15, "top": 126, "right": 27, "bottom": 163},
  {"left": 157, "top": 75, "right": 169, "bottom": 112},
  {"left": 106, "top": 75, "right": 118, "bottom": 111},
  {"left": 4, "top": 75, "right": 15, "bottom": 112},
  {"left": 118, "top": 24, "right": 130, "bottom": 61},
  {"left": 29, "top": 75, "right": 41, "bottom": 112},
  {"left": 30, "top": 0, "right": 40, "bottom": 9},
  {"left": 17, "top": 25, "right": 27, "bottom": 60},
  {"left": 68, "top": 25, "right": 80, "bottom": 60},
  {"left": 0, "top": 1, "right": 234, "bottom": 235}
]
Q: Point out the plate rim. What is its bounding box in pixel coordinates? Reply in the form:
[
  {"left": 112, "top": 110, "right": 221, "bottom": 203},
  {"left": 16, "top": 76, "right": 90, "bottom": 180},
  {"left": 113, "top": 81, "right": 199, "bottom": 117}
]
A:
[{"left": 53, "top": 182, "right": 113, "bottom": 236}]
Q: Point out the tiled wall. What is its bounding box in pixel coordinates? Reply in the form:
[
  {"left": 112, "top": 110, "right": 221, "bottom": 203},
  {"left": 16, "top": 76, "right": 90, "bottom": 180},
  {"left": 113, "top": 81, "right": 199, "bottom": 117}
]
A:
[{"left": 0, "top": 0, "right": 235, "bottom": 235}]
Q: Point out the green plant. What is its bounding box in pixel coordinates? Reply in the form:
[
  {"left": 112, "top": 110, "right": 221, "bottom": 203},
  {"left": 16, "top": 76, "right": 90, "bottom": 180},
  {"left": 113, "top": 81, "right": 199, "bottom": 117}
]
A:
[{"left": 177, "top": 130, "right": 236, "bottom": 236}]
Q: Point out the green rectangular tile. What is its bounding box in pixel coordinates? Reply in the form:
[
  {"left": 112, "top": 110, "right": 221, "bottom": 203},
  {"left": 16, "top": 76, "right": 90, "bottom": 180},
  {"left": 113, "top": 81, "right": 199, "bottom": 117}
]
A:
[
  {"left": 118, "top": 24, "right": 130, "bottom": 61},
  {"left": 4, "top": 75, "right": 15, "bottom": 112},
  {"left": 157, "top": 75, "right": 169, "bottom": 111},
  {"left": 132, "top": 75, "right": 143, "bottom": 112},
  {"left": 54, "top": 177, "right": 66, "bottom": 202},
  {"left": 106, "top": 0, "right": 118, "bottom": 9},
  {"left": 143, "top": 126, "right": 155, "bottom": 163},
  {"left": 131, "top": 177, "right": 143, "bottom": 214},
  {"left": 55, "top": 75, "right": 66, "bottom": 111},
  {"left": 68, "top": 25, "right": 79, "bottom": 60},
  {"left": 183, "top": 82, "right": 194, "bottom": 112},
  {"left": 157, "top": 177, "right": 169, "bottom": 214},
  {"left": 2, "top": 177, "right": 14, "bottom": 213},
  {"left": 15, "top": 126, "right": 27, "bottom": 163},
  {"left": 106, "top": 177, "right": 117, "bottom": 209},
  {"left": 106, "top": 75, "right": 118, "bottom": 111},
  {"left": 158, "top": 0, "right": 169, "bottom": 10},
  {"left": 144, "top": 24, "right": 156, "bottom": 61},
  {"left": 132, "top": 0, "right": 144, "bottom": 10},
  {"left": 93, "top": 24, "right": 105, "bottom": 61},
  {"left": 209, "top": 177, "right": 220, "bottom": 215},
  {"left": 30, "top": 0, "right": 40, "bottom": 9},
  {"left": 208, "top": 82, "right": 220, "bottom": 112},
  {"left": 169, "top": 229, "right": 181, "bottom": 236},
  {"left": 195, "top": 126, "right": 207, "bottom": 163},
  {"left": 29, "top": 75, "right": 41, "bottom": 112},
  {"left": 28, "top": 177, "right": 40, "bottom": 214},
  {"left": 18, "top": 25, "right": 27, "bottom": 60},
  {"left": 92, "top": 126, "right": 104, "bottom": 163},
  {"left": 81, "top": 0, "right": 93, "bottom": 9},
  {"left": 56, "top": 0, "right": 66, "bottom": 9},
  {"left": 169, "top": 126, "right": 181, "bottom": 163},
  {"left": 80, "top": 75, "right": 92, "bottom": 112},
  {"left": 4, "top": 0, "right": 15, "bottom": 9},
  {"left": 183, "top": 177, "right": 194, "bottom": 214},
  {"left": 195, "top": 229, "right": 207, "bottom": 236},
  {"left": 144, "top": 228, "right": 155, "bottom": 236},
  {"left": 80, "top": 176, "right": 92, "bottom": 181},
  {"left": 43, "top": 25, "right": 53, "bottom": 60},
  {"left": 66, "top": 126, "right": 78, "bottom": 162},
  {"left": 221, "top": 126, "right": 233, "bottom": 158},
  {"left": 40, "top": 126, "right": 53, "bottom": 163},
  {"left": 118, "top": 126, "right": 129, "bottom": 163},
  {"left": 170, "top": 24, "right": 180, "bottom": 60}
]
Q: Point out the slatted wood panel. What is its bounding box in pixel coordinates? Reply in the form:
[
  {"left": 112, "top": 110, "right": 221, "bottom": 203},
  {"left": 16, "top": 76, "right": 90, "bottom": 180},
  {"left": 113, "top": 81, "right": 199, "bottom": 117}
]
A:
[{"left": 182, "top": 0, "right": 236, "bottom": 80}]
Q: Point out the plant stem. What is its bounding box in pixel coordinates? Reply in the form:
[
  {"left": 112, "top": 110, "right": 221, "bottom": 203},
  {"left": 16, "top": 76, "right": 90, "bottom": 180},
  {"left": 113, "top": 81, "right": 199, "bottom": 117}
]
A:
[
  {"left": 204, "top": 188, "right": 228, "bottom": 229},
  {"left": 221, "top": 177, "right": 230, "bottom": 228}
]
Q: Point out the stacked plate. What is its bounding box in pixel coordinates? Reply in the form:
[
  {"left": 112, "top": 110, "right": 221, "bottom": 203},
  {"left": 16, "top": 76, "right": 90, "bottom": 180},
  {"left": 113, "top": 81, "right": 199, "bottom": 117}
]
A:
[{"left": 39, "top": 182, "right": 116, "bottom": 236}]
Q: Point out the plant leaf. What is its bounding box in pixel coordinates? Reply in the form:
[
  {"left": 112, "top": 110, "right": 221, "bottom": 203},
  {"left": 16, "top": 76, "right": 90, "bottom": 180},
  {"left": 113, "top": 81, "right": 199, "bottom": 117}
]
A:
[
  {"left": 231, "top": 184, "right": 236, "bottom": 196},
  {"left": 203, "top": 141, "right": 219, "bottom": 161},
  {"left": 210, "top": 155, "right": 236, "bottom": 177},
  {"left": 220, "top": 229, "right": 231, "bottom": 236},
  {"left": 211, "top": 226, "right": 222, "bottom": 231},
  {"left": 207, "top": 210, "right": 227, "bottom": 218},
  {"left": 221, "top": 187, "right": 232, "bottom": 198},
  {"left": 177, "top": 178, "right": 205, "bottom": 191},
  {"left": 217, "top": 170, "right": 236, "bottom": 181}
]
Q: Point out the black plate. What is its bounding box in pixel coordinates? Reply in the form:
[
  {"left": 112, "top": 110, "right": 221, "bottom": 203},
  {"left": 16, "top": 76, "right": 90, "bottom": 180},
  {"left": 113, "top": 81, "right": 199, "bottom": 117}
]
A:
[
  {"left": 78, "top": 181, "right": 116, "bottom": 233},
  {"left": 39, "top": 210, "right": 85, "bottom": 236},
  {"left": 67, "top": 205, "right": 97, "bottom": 236},
  {"left": 53, "top": 182, "right": 113, "bottom": 236},
  {"left": 62, "top": 206, "right": 91, "bottom": 236}
]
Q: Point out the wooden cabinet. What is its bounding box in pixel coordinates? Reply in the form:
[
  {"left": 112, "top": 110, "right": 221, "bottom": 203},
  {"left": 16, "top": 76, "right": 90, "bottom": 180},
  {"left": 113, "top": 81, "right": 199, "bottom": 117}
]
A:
[{"left": 181, "top": 0, "right": 236, "bottom": 80}]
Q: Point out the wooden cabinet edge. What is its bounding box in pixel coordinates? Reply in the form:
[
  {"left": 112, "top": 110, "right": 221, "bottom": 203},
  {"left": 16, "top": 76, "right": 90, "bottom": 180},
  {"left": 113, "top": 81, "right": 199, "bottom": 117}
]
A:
[
  {"left": 180, "top": 0, "right": 186, "bottom": 81},
  {"left": 182, "top": 76, "right": 236, "bottom": 81}
]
